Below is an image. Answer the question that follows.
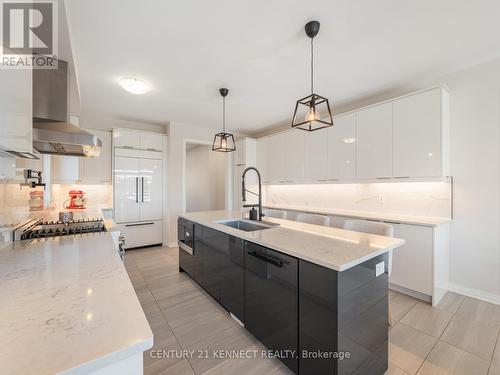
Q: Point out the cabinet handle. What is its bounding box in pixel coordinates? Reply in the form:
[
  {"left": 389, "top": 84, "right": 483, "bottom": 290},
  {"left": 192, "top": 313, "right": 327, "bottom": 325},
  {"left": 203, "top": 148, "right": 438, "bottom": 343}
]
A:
[
  {"left": 247, "top": 251, "right": 283, "bottom": 268},
  {"left": 135, "top": 177, "right": 139, "bottom": 202},
  {"left": 376, "top": 177, "right": 391, "bottom": 180},
  {"left": 125, "top": 222, "right": 155, "bottom": 227},
  {"left": 141, "top": 177, "right": 144, "bottom": 202},
  {"left": 395, "top": 176, "right": 410, "bottom": 179},
  {"left": 328, "top": 179, "right": 339, "bottom": 181},
  {"left": 317, "top": 179, "right": 329, "bottom": 182}
]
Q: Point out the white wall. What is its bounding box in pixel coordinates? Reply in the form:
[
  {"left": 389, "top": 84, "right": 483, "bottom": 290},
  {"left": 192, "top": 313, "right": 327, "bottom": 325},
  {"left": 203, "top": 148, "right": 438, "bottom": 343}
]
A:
[
  {"left": 166, "top": 122, "right": 232, "bottom": 246},
  {"left": 186, "top": 144, "right": 225, "bottom": 212}
]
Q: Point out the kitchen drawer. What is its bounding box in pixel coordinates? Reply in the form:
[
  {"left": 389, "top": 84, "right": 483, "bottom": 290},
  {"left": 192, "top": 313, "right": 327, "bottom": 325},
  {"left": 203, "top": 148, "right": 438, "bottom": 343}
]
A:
[{"left": 121, "top": 220, "right": 163, "bottom": 249}]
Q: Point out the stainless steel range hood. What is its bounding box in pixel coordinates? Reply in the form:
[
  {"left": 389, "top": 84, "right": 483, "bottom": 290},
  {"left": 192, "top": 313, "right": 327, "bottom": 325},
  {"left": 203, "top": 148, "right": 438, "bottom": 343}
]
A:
[
  {"left": 32, "top": 59, "right": 102, "bottom": 157},
  {"left": 33, "top": 121, "right": 102, "bottom": 157}
]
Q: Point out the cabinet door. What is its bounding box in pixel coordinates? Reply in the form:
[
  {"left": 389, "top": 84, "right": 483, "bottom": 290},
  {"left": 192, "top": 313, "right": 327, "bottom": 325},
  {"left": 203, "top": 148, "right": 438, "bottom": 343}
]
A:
[
  {"left": 283, "top": 130, "right": 304, "bottom": 182},
  {"left": 328, "top": 113, "right": 356, "bottom": 180},
  {"left": 114, "top": 157, "right": 140, "bottom": 223},
  {"left": 140, "top": 132, "right": 164, "bottom": 151},
  {"left": 256, "top": 138, "right": 269, "bottom": 183},
  {"left": 389, "top": 224, "right": 433, "bottom": 296},
  {"left": 0, "top": 63, "right": 32, "bottom": 153},
  {"left": 139, "top": 158, "right": 163, "bottom": 221},
  {"left": 356, "top": 102, "right": 393, "bottom": 179},
  {"left": 393, "top": 88, "right": 442, "bottom": 177},
  {"left": 82, "top": 129, "right": 112, "bottom": 184},
  {"left": 234, "top": 139, "right": 246, "bottom": 166},
  {"left": 52, "top": 155, "right": 82, "bottom": 184},
  {"left": 245, "top": 242, "right": 298, "bottom": 373},
  {"left": 267, "top": 134, "right": 285, "bottom": 183},
  {"left": 201, "top": 226, "right": 229, "bottom": 301},
  {"left": 113, "top": 129, "right": 141, "bottom": 149},
  {"left": 220, "top": 236, "right": 245, "bottom": 322},
  {"left": 304, "top": 130, "right": 328, "bottom": 182}
]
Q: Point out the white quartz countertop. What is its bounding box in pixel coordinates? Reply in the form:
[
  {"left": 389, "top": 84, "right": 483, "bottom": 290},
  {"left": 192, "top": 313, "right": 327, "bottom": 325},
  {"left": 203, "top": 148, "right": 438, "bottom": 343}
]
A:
[
  {"left": 264, "top": 204, "right": 451, "bottom": 227},
  {"left": 179, "top": 210, "right": 405, "bottom": 272},
  {"left": 0, "top": 232, "right": 153, "bottom": 375}
]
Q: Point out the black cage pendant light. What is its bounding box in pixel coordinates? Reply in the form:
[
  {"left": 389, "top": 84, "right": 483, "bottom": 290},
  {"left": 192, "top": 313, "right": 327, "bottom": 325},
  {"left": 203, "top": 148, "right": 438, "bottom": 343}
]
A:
[
  {"left": 212, "top": 88, "right": 236, "bottom": 152},
  {"left": 291, "top": 20, "right": 333, "bottom": 131}
]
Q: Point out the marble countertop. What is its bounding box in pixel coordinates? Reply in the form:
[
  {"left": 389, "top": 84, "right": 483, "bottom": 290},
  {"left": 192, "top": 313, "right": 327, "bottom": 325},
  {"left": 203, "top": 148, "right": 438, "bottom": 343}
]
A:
[
  {"left": 0, "top": 232, "right": 153, "bottom": 375},
  {"left": 179, "top": 210, "right": 405, "bottom": 272},
  {"left": 264, "top": 204, "right": 451, "bottom": 227}
]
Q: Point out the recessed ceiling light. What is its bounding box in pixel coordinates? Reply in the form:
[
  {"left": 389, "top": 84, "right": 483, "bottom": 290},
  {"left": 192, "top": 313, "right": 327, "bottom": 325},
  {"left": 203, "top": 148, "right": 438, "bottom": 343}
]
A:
[
  {"left": 118, "top": 76, "right": 151, "bottom": 95},
  {"left": 343, "top": 137, "right": 356, "bottom": 144}
]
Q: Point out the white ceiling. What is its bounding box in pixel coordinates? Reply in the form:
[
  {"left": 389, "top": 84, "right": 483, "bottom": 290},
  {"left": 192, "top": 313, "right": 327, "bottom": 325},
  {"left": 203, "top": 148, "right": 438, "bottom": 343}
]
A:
[{"left": 65, "top": 0, "right": 500, "bottom": 134}]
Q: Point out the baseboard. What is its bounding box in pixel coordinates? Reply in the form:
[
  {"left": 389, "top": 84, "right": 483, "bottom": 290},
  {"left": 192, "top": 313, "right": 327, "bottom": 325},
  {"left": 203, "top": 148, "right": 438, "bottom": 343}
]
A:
[
  {"left": 448, "top": 283, "right": 500, "bottom": 306},
  {"left": 389, "top": 283, "right": 432, "bottom": 303}
]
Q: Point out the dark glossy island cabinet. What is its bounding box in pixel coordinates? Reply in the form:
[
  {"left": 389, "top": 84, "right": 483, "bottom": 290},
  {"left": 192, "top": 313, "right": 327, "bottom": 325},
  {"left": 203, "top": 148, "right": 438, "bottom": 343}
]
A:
[
  {"left": 245, "top": 242, "right": 298, "bottom": 373},
  {"left": 178, "top": 218, "right": 389, "bottom": 375}
]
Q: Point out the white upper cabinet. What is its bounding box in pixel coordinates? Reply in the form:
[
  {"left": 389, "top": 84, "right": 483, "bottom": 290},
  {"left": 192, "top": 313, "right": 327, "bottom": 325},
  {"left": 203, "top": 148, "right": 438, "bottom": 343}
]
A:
[
  {"left": 393, "top": 87, "right": 449, "bottom": 177},
  {"left": 356, "top": 102, "right": 393, "bottom": 179},
  {"left": 234, "top": 138, "right": 257, "bottom": 167},
  {"left": 283, "top": 130, "right": 304, "bottom": 182},
  {"left": 304, "top": 130, "right": 328, "bottom": 182},
  {"left": 266, "top": 134, "right": 285, "bottom": 183},
  {"left": 256, "top": 86, "right": 449, "bottom": 184},
  {"left": 256, "top": 138, "right": 269, "bottom": 183},
  {"left": 52, "top": 129, "right": 112, "bottom": 184},
  {"left": 140, "top": 132, "right": 164, "bottom": 151},
  {"left": 0, "top": 64, "right": 33, "bottom": 155},
  {"left": 327, "top": 113, "right": 356, "bottom": 180},
  {"left": 113, "top": 128, "right": 164, "bottom": 151},
  {"left": 81, "top": 129, "right": 112, "bottom": 183}
]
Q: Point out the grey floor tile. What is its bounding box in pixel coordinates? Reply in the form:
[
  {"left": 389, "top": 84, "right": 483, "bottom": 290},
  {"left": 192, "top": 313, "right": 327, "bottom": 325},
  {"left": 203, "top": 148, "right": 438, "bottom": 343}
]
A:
[
  {"left": 144, "top": 332, "right": 183, "bottom": 368},
  {"left": 187, "top": 325, "right": 258, "bottom": 374},
  {"left": 199, "top": 344, "right": 283, "bottom": 375},
  {"left": 172, "top": 310, "right": 237, "bottom": 348},
  {"left": 386, "top": 362, "right": 411, "bottom": 374},
  {"left": 440, "top": 313, "right": 499, "bottom": 360},
  {"left": 458, "top": 297, "right": 500, "bottom": 326},
  {"left": 145, "top": 359, "right": 195, "bottom": 375},
  {"left": 389, "top": 322, "right": 436, "bottom": 374},
  {"left": 490, "top": 364, "right": 500, "bottom": 375},
  {"left": 493, "top": 333, "right": 500, "bottom": 365},
  {"left": 389, "top": 291, "right": 419, "bottom": 325},
  {"left": 400, "top": 302, "right": 454, "bottom": 338},
  {"left": 434, "top": 292, "right": 464, "bottom": 314},
  {"left": 417, "top": 341, "right": 489, "bottom": 375}
]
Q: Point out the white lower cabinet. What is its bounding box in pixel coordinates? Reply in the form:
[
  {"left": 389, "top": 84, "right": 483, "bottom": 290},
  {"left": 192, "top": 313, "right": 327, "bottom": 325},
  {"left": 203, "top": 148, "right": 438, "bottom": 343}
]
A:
[
  {"left": 389, "top": 222, "right": 450, "bottom": 306},
  {"left": 390, "top": 224, "right": 433, "bottom": 296},
  {"left": 120, "top": 221, "right": 163, "bottom": 249}
]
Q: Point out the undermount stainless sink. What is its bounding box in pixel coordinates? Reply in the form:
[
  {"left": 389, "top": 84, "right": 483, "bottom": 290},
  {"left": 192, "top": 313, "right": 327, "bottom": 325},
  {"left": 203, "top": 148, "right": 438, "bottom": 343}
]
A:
[{"left": 217, "top": 219, "right": 275, "bottom": 232}]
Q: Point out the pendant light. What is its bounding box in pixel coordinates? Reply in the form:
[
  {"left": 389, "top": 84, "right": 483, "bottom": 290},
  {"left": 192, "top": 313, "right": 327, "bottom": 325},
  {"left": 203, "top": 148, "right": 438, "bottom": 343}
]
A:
[
  {"left": 212, "top": 88, "right": 236, "bottom": 152},
  {"left": 291, "top": 20, "right": 333, "bottom": 131}
]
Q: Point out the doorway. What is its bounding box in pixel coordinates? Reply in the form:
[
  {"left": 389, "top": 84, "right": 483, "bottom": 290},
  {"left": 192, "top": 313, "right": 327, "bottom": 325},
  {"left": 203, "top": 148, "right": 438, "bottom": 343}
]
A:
[{"left": 185, "top": 142, "right": 226, "bottom": 212}]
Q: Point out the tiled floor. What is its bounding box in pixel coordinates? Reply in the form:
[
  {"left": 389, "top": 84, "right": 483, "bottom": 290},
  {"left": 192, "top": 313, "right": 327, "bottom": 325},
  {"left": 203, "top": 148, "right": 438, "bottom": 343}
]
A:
[{"left": 124, "top": 246, "right": 500, "bottom": 375}]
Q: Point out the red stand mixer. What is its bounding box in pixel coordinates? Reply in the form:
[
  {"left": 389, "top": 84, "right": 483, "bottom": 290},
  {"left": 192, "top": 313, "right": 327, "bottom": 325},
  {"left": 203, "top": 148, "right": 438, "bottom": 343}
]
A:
[{"left": 64, "top": 190, "right": 87, "bottom": 210}]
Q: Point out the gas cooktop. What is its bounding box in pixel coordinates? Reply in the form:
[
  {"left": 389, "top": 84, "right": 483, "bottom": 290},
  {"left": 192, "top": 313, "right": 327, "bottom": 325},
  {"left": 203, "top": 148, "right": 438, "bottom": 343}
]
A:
[{"left": 14, "top": 218, "right": 106, "bottom": 241}]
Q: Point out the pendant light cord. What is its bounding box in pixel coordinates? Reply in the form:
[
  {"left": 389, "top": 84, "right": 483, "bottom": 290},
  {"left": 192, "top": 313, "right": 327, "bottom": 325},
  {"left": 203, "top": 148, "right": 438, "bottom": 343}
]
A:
[
  {"left": 310, "top": 37, "right": 314, "bottom": 95},
  {"left": 222, "top": 96, "right": 226, "bottom": 133}
]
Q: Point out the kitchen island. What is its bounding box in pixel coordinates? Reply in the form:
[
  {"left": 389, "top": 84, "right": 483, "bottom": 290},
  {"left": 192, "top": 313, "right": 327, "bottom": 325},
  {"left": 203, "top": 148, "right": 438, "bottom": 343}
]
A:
[
  {"left": 0, "top": 232, "right": 153, "bottom": 375},
  {"left": 178, "top": 211, "right": 405, "bottom": 375}
]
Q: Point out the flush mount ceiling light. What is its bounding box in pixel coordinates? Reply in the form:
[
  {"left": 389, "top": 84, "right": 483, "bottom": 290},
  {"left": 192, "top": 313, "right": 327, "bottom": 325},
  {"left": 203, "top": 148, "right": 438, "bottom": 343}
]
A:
[
  {"left": 118, "top": 76, "right": 151, "bottom": 95},
  {"left": 212, "top": 88, "right": 236, "bottom": 153},
  {"left": 291, "top": 20, "right": 333, "bottom": 131}
]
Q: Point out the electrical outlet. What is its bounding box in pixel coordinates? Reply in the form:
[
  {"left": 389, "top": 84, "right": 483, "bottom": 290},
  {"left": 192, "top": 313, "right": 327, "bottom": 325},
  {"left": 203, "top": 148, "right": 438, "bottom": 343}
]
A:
[{"left": 375, "top": 261, "right": 385, "bottom": 277}]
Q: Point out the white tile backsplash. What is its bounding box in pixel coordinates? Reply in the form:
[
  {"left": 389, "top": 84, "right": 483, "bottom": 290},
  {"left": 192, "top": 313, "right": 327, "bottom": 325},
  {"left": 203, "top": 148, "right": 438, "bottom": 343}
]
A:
[{"left": 264, "top": 181, "right": 452, "bottom": 219}]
